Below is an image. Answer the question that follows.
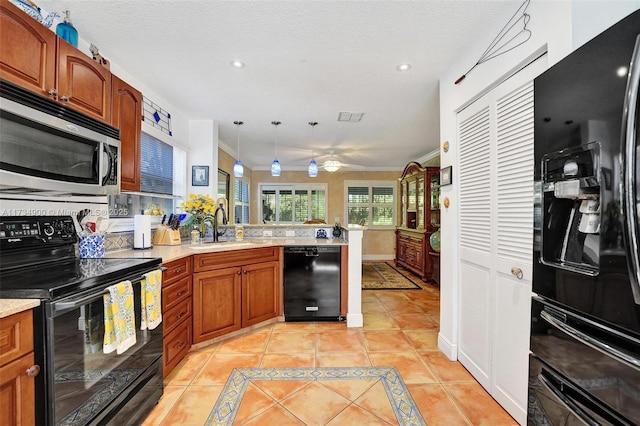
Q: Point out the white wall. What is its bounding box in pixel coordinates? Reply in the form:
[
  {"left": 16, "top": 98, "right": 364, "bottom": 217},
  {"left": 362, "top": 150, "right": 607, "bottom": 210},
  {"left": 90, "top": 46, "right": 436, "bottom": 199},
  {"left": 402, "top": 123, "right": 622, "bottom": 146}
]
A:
[
  {"left": 188, "top": 120, "right": 219, "bottom": 196},
  {"left": 437, "top": 0, "right": 639, "bottom": 360}
]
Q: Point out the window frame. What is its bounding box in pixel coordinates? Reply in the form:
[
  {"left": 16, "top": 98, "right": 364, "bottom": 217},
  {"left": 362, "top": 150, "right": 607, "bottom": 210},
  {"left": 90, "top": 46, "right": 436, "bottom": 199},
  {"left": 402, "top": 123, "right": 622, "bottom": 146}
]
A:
[
  {"left": 234, "top": 177, "right": 250, "bottom": 224},
  {"left": 258, "top": 183, "right": 328, "bottom": 224},
  {"left": 344, "top": 180, "right": 397, "bottom": 229}
]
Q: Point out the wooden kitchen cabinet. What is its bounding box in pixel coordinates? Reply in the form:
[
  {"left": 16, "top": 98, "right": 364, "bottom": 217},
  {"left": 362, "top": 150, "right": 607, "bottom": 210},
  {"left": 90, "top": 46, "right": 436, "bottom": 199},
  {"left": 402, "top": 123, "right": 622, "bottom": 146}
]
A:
[
  {"left": 112, "top": 75, "right": 142, "bottom": 191},
  {"left": 0, "top": 0, "right": 56, "bottom": 97},
  {"left": 162, "top": 257, "right": 192, "bottom": 377},
  {"left": 0, "top": 0, "right": 112, "bottom": 123},
  {"left": 395, "top": 162, "right": 440, "bottom": 281},
  {"left": 0, "top": 309, "right": 37, "bottom": 425},
  {"left": 193, "top": 247, "right": 281, "bottom": 343}
]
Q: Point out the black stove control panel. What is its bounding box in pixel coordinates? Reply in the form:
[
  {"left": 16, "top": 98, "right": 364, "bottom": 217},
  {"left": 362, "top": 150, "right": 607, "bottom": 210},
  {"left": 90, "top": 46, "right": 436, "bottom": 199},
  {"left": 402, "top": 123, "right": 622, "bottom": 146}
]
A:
[{"left": 0, "top": 216, "right": 77, "bottom": 249}]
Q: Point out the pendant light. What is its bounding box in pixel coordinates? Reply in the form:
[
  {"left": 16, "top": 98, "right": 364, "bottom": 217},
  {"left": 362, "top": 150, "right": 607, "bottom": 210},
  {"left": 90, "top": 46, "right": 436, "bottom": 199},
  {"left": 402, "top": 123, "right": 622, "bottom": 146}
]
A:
[
  {"left": 233, "top": 121, "right": 244, "bottom": 177},
  {"left": 307, "top": 121, "right": 318, "bottom": 177},
  {"left": 270, "top": 121, "right": 281, "bottom": 176}
]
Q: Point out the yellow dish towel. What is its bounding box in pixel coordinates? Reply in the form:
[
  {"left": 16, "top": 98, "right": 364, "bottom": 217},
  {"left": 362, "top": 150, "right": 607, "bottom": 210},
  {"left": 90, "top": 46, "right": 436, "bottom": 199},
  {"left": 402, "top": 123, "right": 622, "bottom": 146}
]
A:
[
  {"left": 103, "top": 280, "right": 137, "bottom": 354},
  {"left": 141, "top": 269, "right": 163, "bottom": 330}
]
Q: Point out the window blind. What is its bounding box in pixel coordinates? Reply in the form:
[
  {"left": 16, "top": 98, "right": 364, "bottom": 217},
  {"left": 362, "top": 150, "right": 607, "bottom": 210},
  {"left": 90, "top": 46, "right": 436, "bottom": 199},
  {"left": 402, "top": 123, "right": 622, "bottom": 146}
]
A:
[{"left": 140, "top": 132, "right": 173, "bottom": 195}]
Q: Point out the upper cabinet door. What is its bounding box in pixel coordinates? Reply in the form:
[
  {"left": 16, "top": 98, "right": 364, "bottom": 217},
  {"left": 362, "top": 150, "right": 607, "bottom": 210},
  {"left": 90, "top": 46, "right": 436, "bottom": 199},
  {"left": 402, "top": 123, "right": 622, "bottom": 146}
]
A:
[
  {"left": 0, "top": 0, "right": 56, "bottom": 97},
  {"left": 57, "top": 41, "right": 112, "bottom": 122},
  {"left": 112, "top": 75, "right": 142, "bottom": 192}
]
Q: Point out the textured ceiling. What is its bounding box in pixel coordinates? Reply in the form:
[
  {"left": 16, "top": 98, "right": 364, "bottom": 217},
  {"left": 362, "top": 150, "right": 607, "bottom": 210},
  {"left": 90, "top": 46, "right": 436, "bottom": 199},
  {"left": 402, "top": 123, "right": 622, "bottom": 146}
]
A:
[{"left": 41, "top": 0, "right": 515, "bottom": 171}]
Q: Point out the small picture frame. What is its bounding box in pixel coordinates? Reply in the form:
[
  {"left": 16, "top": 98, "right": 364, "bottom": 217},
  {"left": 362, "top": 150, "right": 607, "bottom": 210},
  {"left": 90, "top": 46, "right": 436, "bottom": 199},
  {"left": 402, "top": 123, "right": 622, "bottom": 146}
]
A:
[
  {"left": 440, "top": 166, "right": 452, "bottom": 186},
  {"left": 192, "top": 165, "right": 209, "bottom": 186}
]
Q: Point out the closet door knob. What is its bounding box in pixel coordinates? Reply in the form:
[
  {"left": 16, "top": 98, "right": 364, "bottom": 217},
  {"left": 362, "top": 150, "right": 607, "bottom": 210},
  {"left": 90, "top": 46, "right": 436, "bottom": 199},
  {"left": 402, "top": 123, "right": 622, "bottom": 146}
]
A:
[{"left": 511, "top": 267, "right": 523, "bottom": 280}]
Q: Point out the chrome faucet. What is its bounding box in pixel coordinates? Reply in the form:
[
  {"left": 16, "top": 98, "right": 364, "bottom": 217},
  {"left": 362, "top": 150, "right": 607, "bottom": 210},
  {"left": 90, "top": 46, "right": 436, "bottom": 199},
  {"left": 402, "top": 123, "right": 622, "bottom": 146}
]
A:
[{"left": 212, "top": 203, "right": 228, "bottom": 242}]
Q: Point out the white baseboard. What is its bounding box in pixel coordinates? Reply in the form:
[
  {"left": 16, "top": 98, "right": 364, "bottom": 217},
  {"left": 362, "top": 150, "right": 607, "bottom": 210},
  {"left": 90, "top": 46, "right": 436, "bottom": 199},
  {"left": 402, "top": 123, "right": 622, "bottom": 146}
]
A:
[
  {"left": 438, "top": 332, "right": 458, "bottom": 361},
  {"left": 362, "top": 255, "right": 394, "bottom": 261},
  {"left": 346, "top": 313, "right": 363, "bottom": 327}
]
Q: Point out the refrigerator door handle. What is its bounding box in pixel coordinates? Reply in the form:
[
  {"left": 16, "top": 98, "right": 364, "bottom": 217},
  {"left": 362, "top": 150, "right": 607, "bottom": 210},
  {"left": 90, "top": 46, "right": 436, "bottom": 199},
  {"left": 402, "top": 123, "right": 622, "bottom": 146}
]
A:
[
  {"left": 540, "top": 310, "right": 640, "bottom": 371},
  {"left": 538, "top": 371, "right": 600, "bottom": 426},
  {"left": 621, "top": 34, "right": 640, "bottom": 305}
]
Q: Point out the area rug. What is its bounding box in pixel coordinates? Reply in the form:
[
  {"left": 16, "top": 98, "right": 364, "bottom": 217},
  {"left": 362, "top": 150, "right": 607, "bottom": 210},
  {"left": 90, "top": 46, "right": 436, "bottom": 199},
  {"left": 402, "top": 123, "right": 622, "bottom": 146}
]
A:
[
  {"left": 362, "top": 262, "right": 422, "bottom": 290},
  {"left": 206, "top": 366, "right": 425, "bottom": 426}
]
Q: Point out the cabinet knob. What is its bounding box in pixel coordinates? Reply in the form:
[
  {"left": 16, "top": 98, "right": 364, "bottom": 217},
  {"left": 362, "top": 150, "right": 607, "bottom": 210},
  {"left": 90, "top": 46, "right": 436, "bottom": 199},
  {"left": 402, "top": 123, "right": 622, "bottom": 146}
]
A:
[
  {"left": 60, "top": 95, "right": 69, "bottom": 102},
  {"left": 26, "top": 365, "right": 40, "bottom": 377},
  {"left": 48, "top": 89, "right": 57, "bottom": 99},
  {"left": 511, "top": 267, "right": 524, "bottom": 280},
  {"left": 243, "top": 270, "right": 248, "bottom": 274},
  {"left": 176, "top": 290, "right": 187, "bottom": 297},
  {"left": 237, "top": 270, "right": 241, "bottom": 275},
  {"left": 174, "top": 341, "right": 185, "bottom": 350},
  {"left": 175, "top": 311, "right": 186, "bottom": 319},
  {"left": 175, "top": 268, "right": 183, "bottom": 273}
]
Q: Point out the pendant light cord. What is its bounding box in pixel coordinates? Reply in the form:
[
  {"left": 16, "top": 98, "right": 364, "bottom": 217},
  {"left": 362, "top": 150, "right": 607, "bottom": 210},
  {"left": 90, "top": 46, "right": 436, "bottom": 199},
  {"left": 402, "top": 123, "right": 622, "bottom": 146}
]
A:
[
  {"left": 271, "top": 121, "right": 281, "bottom": 159},
  {"left": 233, "top": 120, "right": 243, "bottom": 159}
]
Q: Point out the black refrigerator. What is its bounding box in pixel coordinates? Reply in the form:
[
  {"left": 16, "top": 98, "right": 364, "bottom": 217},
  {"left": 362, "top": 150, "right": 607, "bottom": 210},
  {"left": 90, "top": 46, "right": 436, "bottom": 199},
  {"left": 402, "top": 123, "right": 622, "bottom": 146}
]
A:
[{"left": 529, "top": 10, "right": 640, "bottom": 425}]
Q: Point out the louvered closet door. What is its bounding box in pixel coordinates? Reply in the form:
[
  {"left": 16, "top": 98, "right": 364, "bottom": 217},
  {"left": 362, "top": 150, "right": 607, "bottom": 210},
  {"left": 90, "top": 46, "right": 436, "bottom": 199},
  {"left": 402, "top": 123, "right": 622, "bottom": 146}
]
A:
[{"left": 456, "top": 56, "right": 546, "bottom": 424}]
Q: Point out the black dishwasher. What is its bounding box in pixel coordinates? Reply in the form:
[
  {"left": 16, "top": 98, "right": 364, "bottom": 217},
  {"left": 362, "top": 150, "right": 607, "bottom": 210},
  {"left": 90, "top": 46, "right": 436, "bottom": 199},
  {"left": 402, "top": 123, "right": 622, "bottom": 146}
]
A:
[{"left": 283, "top": 246, "right": 342, "bottom": 321}]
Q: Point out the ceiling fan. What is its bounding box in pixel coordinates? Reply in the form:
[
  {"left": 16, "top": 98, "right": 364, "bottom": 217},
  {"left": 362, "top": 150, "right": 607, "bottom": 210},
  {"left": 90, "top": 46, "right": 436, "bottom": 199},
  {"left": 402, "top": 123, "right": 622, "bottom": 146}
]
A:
[{"left": 318, "top": 150, "right": 365, "bottom": 172}]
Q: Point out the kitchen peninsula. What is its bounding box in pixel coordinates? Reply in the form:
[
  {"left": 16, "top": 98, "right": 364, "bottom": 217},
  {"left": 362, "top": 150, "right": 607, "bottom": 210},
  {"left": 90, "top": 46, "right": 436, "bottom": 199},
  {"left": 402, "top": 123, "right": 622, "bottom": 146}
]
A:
[{"left": 105, "top": 226, "right": 364, "bottom": 376}]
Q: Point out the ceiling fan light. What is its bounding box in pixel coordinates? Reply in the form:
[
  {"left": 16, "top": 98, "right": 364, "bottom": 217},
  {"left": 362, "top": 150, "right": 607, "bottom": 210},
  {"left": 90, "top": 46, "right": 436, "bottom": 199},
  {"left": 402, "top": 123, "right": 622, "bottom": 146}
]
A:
[
  {"left": 323, "top": 160, "right": 341, "bottom": 173},
  {"left": 233, "top": 160, "right": 244, "bottom": 177},
  {"left": 308, "top": 159, "right": 318, "bottom": 177},
  {"left": 271, "top": 159, "right": 281, "bottom": 176}
]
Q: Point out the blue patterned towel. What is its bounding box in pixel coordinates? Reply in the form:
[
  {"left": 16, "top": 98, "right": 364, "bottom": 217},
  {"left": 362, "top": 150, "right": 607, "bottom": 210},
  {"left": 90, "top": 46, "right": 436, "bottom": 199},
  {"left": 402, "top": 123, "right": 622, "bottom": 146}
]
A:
[
  {"left": 103, "top": 280, "right": 137, "bottom": 354},
  {"left": 141, "top": 269, "right": 163, "bottom": 330}
]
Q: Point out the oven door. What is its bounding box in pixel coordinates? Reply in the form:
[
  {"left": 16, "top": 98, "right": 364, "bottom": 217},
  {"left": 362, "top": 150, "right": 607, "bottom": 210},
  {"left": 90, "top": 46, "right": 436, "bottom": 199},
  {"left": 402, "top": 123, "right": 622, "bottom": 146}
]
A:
[{"left": 42, "top": 277, "right": 163, "bottom": 425}]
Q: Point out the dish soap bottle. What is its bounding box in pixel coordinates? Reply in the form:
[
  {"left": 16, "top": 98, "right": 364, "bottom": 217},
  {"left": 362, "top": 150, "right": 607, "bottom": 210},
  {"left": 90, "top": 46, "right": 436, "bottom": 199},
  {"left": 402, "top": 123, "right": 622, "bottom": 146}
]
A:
[{"left": 56, "top": 10, "right": 78, "bottom": 48}]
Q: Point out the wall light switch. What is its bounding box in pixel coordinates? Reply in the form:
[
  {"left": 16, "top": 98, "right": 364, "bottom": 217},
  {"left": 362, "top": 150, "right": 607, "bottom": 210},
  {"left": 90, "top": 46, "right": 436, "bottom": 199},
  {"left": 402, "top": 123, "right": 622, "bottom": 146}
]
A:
[
  {"left": 263, "top": 230, "right": 273, "bottom": 237},
  {"left": 285, "top": 230, "right": 295, "bottom": 237}
]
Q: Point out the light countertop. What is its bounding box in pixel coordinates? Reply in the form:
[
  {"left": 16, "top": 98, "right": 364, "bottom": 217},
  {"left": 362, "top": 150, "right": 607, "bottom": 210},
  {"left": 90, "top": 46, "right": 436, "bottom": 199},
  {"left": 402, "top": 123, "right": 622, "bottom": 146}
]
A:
[
  {"left": 106, "top": 238, "right": 347, "bottom": 263},
  {"left": 0, "top": 299, "right": 40, "bottom": 319}
]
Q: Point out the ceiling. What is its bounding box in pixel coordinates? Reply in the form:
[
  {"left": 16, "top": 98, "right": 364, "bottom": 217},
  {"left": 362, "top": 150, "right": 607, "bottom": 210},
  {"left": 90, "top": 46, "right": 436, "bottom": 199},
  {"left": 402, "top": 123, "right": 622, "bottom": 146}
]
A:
[{"left": 42, "top": 0, "right": 515, "bottom": 171}]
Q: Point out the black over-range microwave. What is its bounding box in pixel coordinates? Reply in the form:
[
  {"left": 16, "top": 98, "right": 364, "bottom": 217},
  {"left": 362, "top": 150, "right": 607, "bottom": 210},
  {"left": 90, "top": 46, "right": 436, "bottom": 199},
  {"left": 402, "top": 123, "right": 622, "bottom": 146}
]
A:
[{"left": 0, "top": 79, "right": 120, "bottom": 196}]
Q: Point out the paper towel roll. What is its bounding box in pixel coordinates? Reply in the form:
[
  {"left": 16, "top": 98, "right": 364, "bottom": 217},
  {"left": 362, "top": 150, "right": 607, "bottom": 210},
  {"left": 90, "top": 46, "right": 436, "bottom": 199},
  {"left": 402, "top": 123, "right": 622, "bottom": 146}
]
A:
[{"left": 134, "top": 214, "right": 152, "bottom": 249}]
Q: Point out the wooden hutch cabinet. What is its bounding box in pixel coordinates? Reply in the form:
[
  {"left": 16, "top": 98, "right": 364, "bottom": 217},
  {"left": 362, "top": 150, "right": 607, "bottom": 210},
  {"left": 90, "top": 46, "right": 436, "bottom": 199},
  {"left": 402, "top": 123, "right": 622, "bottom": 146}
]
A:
[{"left": 395, "top": 162, "right": 440, "bottom": 281}]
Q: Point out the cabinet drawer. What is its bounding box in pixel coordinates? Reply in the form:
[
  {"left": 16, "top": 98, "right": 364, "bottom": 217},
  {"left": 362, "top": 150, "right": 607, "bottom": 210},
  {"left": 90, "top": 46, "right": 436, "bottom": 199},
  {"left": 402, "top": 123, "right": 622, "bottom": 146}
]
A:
[
  {"left": 194, "top": 246, "right": 280, "bottom": 272},
  {"left": 163, "top": 257, "right": 192, "bottom": 284},
  {"left": 163, "top": 298, "right": 191, "bottom": 335},
  {"left": 163, "top": 319, "right": 191, "bottom": 377},
  {"left": 0, "top": 310, "right": 33, "bottom": 367},
  {"left": 162, "top": 276, "right": 191, "bottom": 310}
]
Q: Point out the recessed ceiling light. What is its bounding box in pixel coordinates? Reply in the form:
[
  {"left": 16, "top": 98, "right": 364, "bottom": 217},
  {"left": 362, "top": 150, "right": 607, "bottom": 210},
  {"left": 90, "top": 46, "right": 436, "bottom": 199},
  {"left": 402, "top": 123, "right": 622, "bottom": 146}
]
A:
[
  {"left": 396, "top": 63, "right": 412, "bottom": 72},
  {"left": 230, "top": 60, "right": 245, "bottom": 69}
]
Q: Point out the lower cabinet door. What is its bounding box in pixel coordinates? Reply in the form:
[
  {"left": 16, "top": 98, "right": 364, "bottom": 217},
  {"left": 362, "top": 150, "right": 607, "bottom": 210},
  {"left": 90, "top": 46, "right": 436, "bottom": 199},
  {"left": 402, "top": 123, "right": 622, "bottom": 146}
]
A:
[
  {"left": 242, "top": 261, "right": 280, "bottom": 327},
  {"left": 0, "top": 352, "right": 36, "bottom": 425},
  {"left": 193, "top": 267, "right": 242, "bottom": 343}
]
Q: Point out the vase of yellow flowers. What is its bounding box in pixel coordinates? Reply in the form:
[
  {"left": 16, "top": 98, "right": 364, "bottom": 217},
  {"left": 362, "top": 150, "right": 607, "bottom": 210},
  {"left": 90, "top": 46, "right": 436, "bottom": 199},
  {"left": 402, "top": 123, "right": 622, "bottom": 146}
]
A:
[{"left": 180, "top": 193, "right": 216, "bottom": 240}]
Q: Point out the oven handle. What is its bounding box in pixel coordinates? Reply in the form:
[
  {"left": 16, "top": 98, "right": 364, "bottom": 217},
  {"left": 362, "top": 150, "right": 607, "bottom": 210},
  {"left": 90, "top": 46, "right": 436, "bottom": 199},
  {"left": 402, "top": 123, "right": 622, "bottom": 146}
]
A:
[
  {"left": 537, "top": 371, "right": 599, "bottom": 426},
  {"left": 53, "top": 268, "right": 165, "bottom": 313},
  {"left": 540, "top": 309, "right": 640, "bottom": 371}
]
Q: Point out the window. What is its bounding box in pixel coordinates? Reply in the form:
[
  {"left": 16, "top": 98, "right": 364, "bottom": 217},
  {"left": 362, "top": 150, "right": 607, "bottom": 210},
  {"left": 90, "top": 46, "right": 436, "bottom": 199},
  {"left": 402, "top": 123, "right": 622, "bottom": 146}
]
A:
[
  {"left": 140, "top": 132, "right": 173, "bottom": 195},
  {"left": 260, "top": 184, "right": 327, "bottom": 224},
  {"left": 108, "top": 131, "right": 186, "bottom": 219},
  {"left": 234, "top": 178, "right": 250, "bottom": 224},
  {"left": 345, "top": 181, "right": 396, "bottom": 228}
]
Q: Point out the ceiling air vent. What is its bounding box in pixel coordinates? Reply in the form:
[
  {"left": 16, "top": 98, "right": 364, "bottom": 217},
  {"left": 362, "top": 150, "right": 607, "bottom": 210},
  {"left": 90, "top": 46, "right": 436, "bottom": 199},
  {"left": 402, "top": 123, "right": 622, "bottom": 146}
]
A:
[{"left": 337, "top": 112, "right": 364, "bottom": 122}]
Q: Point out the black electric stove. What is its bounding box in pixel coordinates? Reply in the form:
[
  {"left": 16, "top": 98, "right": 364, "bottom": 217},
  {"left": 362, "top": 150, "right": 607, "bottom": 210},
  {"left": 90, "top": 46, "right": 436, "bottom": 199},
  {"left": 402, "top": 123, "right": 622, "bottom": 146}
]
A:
[{"left": 0, "top": 216, "right": 164, "bottom": 425}]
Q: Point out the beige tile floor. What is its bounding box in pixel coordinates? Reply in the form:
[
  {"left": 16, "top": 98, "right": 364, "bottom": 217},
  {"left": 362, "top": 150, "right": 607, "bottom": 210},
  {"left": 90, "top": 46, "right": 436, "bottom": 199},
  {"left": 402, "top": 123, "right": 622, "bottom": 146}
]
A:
[{"left": 143, "top": 272, "right": 518, "bottom": 425}]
